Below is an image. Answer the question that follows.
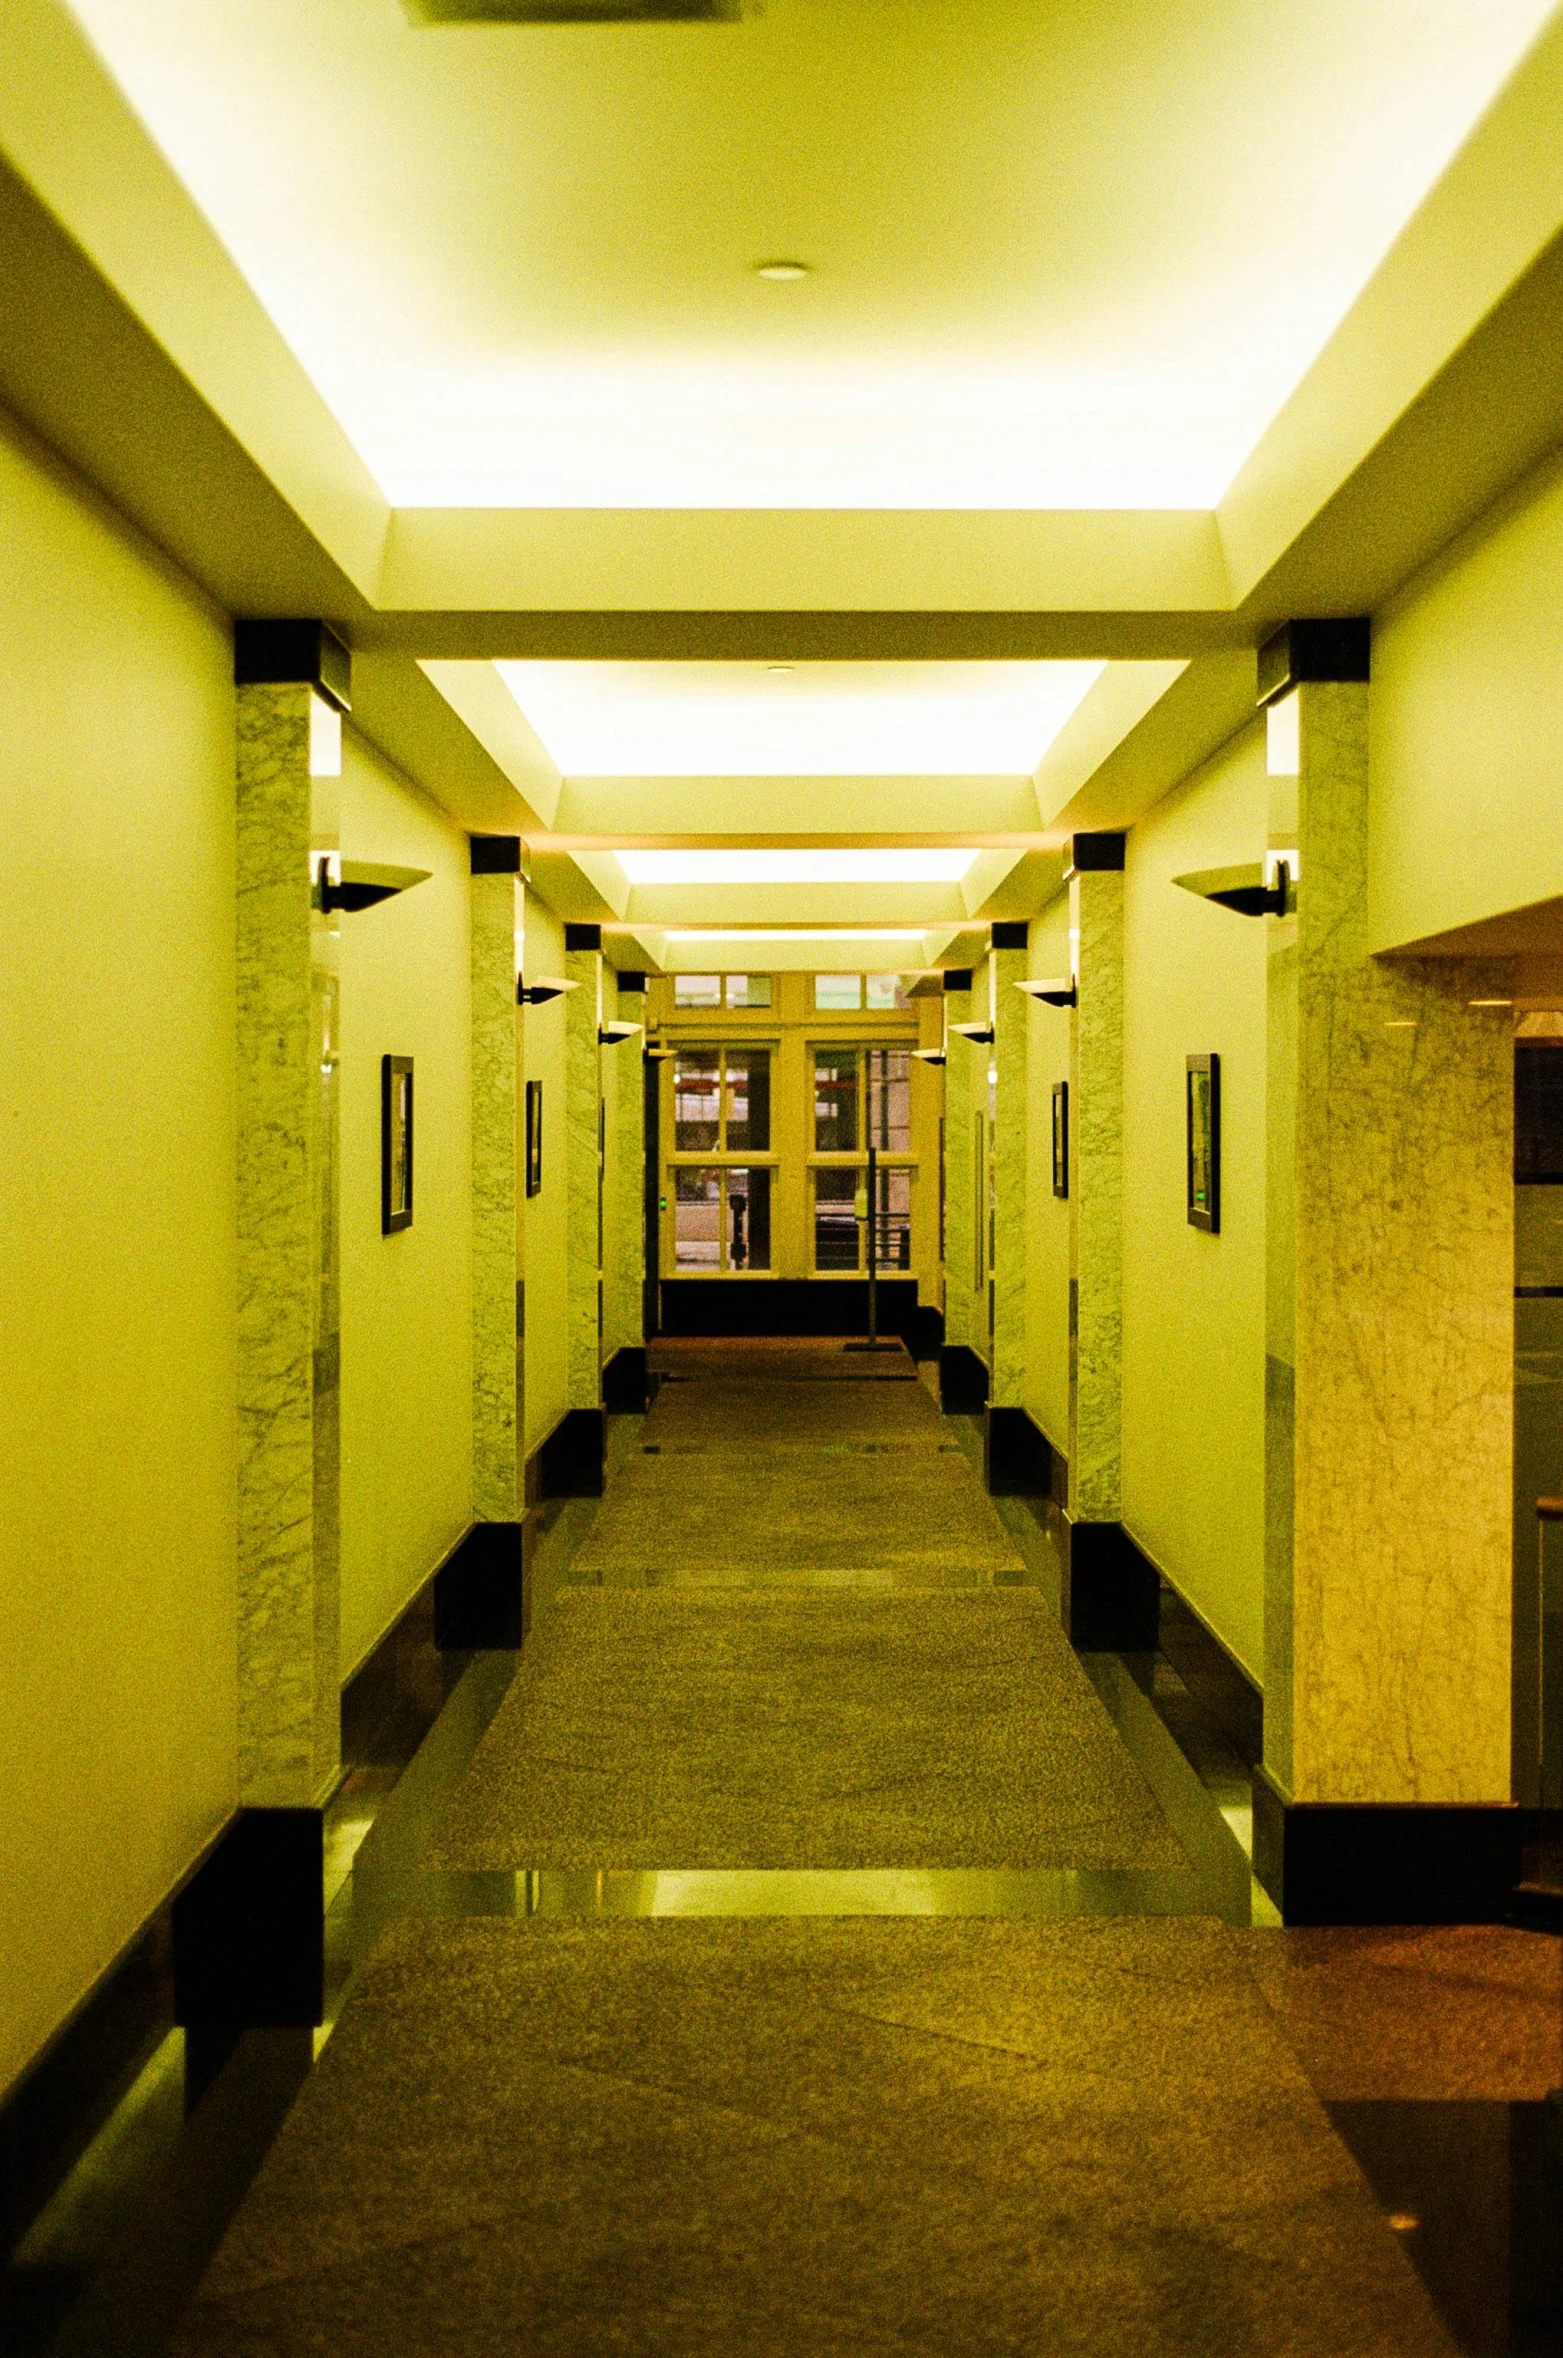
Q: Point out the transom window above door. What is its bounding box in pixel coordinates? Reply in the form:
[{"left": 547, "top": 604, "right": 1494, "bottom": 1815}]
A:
[
  {"left": 812, "top": 1048, "right": 912, "bottom": 1153},
  {"left": 813, "top": 973, "right": 911, "bottom": 1011},
  {"left": 673, "top": 1047, "right": 771, "bottom": 1153},
  {"left": 674, "top": 974, "right": 773, "bottom": 1009}
]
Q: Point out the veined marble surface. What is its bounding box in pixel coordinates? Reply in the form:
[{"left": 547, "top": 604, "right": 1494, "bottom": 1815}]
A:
[
  {"left": 565, "top": 947, "right": 603, "bottom": 1409},
  {"left": 1280, "top": 683, "right": 1513, "bottom": 1804},
  {"left": 235, "top": 683, "right": 338, "bottom": 1807},
  {"left": 990, "top": 946, "right": 1029, "bottom": 1407},
  {"left": 1068, "top": 869, "right": 1124, "bottom": 1524},
  {"left": 471, "top": 871, "right": 520, "bottom": 1522},
  {"left": 940, "top": 986, "right": 974, "bottom": 1356},
  {"left": 605, "top": 979, "right": 646, "bottom": 1359}
]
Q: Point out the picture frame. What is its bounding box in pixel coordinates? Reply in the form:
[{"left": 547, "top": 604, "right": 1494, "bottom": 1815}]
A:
[
  {"left": 1186, "top": 1053, "right": 1220, "bottom": 1233},
  {"left": 381, "top": 1056, "right": 413, "bottom": 1234},
  {"left": 525, "top": 1078, "right": 544, "bottom": 1199},
  {"left": 1051, "top": 1080, "right": 1069, "bottom": 1199}
]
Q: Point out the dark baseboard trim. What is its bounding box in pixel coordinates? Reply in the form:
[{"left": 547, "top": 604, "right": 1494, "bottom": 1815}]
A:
[
  {"left": 1253, "top": 1768, "right": 1527, "bottom": 1925},
  {"left": 539, "top": 1406, "right": 606, "bottom": 1498},
  {"left": 433, "top": 1521, "right": 524, "bottom": 1650},
  {"left": 938, "top": 1343, "right": 989, "bottom": 1414},
  {"left": 985, "top": 1405, "right": 1051, "bottom": 1496},
  {"left": 1061, "top": 1516, "right": 1160, "bottom": 1651},
  {"left": 172, "top": 1810, "right": 324, "bottom": 2038},
  {"left": 602, "top": 1345, "right": 649, "bottom": 1412},
  {"left": 903, "top": 1303, "right": 945, "bottom": 1362},
  {"left": 658, "top": 1277, "right": 919, "bottom": 1339},
  {"left": 1155, "top": 1578, "right": 1264, "bottom": 1770}
]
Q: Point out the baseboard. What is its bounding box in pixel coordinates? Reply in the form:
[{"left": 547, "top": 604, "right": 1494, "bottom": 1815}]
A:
[
  {"left": 985, "top": 1405, "right": 1051, "bottom": 1496},
  {"left": 602, "top": 1345, "right": 649, "bottom": 1412},
  {"left": 1253, "top": 1768, "right": 1526, "bottom": 1925},
  {"left": 538, "top": 1406, "right": 606, "bottom": 1498},
  {"left": 658, "top": 1277, "right": 919, "bottom": 1338},
  {"left": 172, "top": 1809, "right": 324, "bottom": 2034},
  {"left": 904, "top": 1303, "right": 945, "bottom": 1362},
  {"left": 938, "top": 1343, "right": 989, "bottom": 1414},
  {"left": 432, "top": 1521, "right": 525, "bottom": 1650},
  {"left": 1153, "top": 1578, "right": 1264, "bottom": 1770},
  {"left": 1061, "top": 1516, "right": 1160, "bottom": 1651}
]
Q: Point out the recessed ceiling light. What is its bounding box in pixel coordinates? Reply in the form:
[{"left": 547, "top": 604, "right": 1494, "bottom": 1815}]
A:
[
  {"left": 766, "top": 664, "right": 795, "bottom": 675},
  {"left": 754, "top": 260, "right": 811, "bottom": 281}
]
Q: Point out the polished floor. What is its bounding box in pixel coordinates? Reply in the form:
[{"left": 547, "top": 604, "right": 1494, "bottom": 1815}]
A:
[{"left": 5, "top": 1341, "right": 1561, "bottom": 2355}]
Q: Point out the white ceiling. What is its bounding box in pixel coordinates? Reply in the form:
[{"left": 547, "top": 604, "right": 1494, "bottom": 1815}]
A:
[
  {"left": 62, "top": 0, "right": 1557, "bottom": 508},
  {"left": 494, "top": 659, "right": 1104, "bottom": 774}
]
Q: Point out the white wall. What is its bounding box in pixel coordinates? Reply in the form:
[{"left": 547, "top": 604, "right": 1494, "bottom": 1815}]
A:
[
  {"left": 1370, "top": 443, "right": 1563, "bottom": 951},
  {"left": 0, "top": 414, "right": 238, "bottom": 2098},
  {"left": 1121, "top": 723, "right": 1269, "bottom": 1681},
  {"left": 337, "top": 734, "right": 474, "bottom": 1678}
]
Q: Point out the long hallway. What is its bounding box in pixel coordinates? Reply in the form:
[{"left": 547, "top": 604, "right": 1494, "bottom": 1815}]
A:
[{"left": 113, "top": 1345, "right": 1554, "bottom": 2357}]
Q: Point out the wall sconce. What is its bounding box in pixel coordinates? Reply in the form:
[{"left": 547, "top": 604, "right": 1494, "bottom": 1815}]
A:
[
  {"left": 315, "top": 859, "right": 430, "bottom": 914},
  {"left": 912, "top": 1048, "right": 946, "bottom": 1067},
  {"left": 600, "top": 1021, "right": 643, "bottom": 1046},
  {"left": 517, "top": 976, "right": 578, "bottom": 1006},
  {"left": 1015, "top": 978, "right": 1077, "bottom": 1007},
  {"left": 1172, "top": 861, "right": 1291, "bottom": 918},
  {"left": 949, "top": 1021, "right": 995, "bottom": 1045}
]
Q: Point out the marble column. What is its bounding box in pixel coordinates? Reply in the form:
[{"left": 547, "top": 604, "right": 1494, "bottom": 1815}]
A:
[
  {"left": 470, "top": 849, "right": 523, "bottom": 1523},
  {"left": 938, "top": 971, "right": 983, "bottom": 1410},
  {"left": 564, "top": 932, "right": 604, "bottom": 1414},
  {"left": 1259, "top": 629, "right": 1516, "bottom": 1919},
  {"left": 235, "top": 677, "right": 340, "bottom": 1809},
  {"left": 1066, "top": 848, "right": 1125, "bottom": 1527},
  {"left": 603, "top": 973, "right": 647, "bottom": 1372},
  {"left": 989, "top": 929, "right": 1030, "bottom": 1409}
]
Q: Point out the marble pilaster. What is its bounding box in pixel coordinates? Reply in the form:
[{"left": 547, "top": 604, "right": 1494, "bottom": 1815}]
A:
[
  {"left": 565, "top": 944, "right": 604, "bottom": 1408},
  {"left": 1067, "top": 868, "right": 1125, "bottom": 1524},
  {"left": 603, "top": 976, "right": 646, "bottom": 1359},
  {"left": 470, "top": 869, "right": 522, "bottom": 1522},
  {"left": 990, "top": 943, "right": 1029, "bottom": 1407},
  {"left": 940, "top": 983, "right": 975, "bottom": 1355},
  {"left": 235, "top": 682, "right": 340, "bottom": 1808},
  {"left": 1265, "top": 682, "right": 1514, "bottom": 1805}
]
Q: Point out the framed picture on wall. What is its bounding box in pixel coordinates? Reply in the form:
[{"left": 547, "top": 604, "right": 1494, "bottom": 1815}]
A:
[
  {"left": 381, "top": 1056, "right": 413, "bottom": 1234},
  {"left": 1051, "top": 1081, "right": 1069, "bottom": 1199},
  {"left": 525, "top": 1078, "right": 544, "bottom": 1199},
  {"left": 1186, "top": 1053, "right": 1220, "bottom": 1233}
]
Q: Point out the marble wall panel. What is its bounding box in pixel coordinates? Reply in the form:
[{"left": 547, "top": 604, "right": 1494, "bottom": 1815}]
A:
[
  {"left": 1275, "top": 682, "right": 1514, "bottom": 1805},
  {"left": 1068, "top": 869, "right": 1125, "bottom": 1523},
  {"left": 565, "top": 946, "right": 603, "bottom": 1407},
  {"left": 470, "top": 870, "right": 520, "bottom": 1522},
  {"left": 941, "top": 985, "right": 974, "bottom": 1355},
  {"left": 990, "top": 945, "right": 1029, "bottom": 1406},
  {"left": 605, "top": 979, "right": 646, "bottom": 1358}
]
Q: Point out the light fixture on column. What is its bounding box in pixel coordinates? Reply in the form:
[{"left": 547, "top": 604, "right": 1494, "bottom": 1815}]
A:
[
  {"left": 1172, "top": 861, "right": 1291, "bottom": 918},
  {"left": 315, "top": 859, "right": 431, "bottom": 914},
  {"left": 599, "top": 1021, "right": 644, "bottom": 1046},
  {"left": 912, "top": 1047, "right": 946, "bottom": 1066},
  {"left": 517, "top": 976, "right": 578, "bottom": 1006},
  {"left": 949, "top": 1020, "right": 995, "bottom": 1046},
  {"left": 1015, "top": 978, "right": 1077, "bottom": 1007}
]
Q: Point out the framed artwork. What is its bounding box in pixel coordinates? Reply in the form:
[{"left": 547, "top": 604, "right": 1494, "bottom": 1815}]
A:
[
  {"left": 525, "top": 1078, "right": 544, "bottom": 1199},
  {"left": 381, "top": 1056, "right": 413, "bottom": 1234},
  {"left": 1051, "top": 1080, "right": 1069, "bottom": 1199},
  {"left": 1186, "top": 1054, "right": 1220, "bottom": 1233}
]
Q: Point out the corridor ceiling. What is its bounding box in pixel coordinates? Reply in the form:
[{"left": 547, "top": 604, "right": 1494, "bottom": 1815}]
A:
[{"left": 5, "top": 0, "right": 1563, "bottom": 943}]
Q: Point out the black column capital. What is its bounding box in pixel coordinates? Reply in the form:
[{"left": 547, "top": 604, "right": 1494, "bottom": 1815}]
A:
[
  {"left": 1257, "top": 618, "right": 1371, "bottom": 707},
  {"left": 470, "top": 835, "right": 523, "bottom": 875},
  {"left": 233, "top": 620, "right": 351, "bottom": 714},
  {"left": 990, "top": 921, "right": 1029, "bottom": 951},
  {"left": 1065, "top": 831, "right": 1126, "bottom": 876},
  {"left": 565, "top": 923, "right": 603, "bottom": 952},
  {"left": 941, "top": 969, "right": 974, "bottom": 993},
  {"left": 616, "top": 970, "right": 648, "bottom": 993}
]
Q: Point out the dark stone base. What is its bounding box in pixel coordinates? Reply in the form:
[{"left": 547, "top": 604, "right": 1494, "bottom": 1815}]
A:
[
  {"left": 659, "top": 1278, "right": 918, "bottom": 1339},
  {"left": 985, "top": 1406, "right": 1052, "bottom": 1496},
  {"left": 903, "top": 1303, "right": 945, "bottom": 1362},
  {"left": 938, "top": 1344, "right": 989, "bottom": 1415},
  {"left": 540, "top": 1407, "right": 606, "bottom": 1498},
  {"left": 433, "top": 1521, "right": 523, "bottom": 1650},
  {"left": 172, "top": 1810, "right": 324, "bottom": 2035},
  {"left": 1157, "top": 1581, "right": 1264, "bottom": 1769},
  {"left": 1061, "top": 1518, "right": 1160, "bottom": 1651},
  {"left": 602, "top": 1345, "right": 649, "bottom": 1412},
  {"left": 1253, "top": 1769, "right": 1526, "bottom": 1925}
]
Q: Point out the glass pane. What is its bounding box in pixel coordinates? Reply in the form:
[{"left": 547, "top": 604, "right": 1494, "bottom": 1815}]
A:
[
  {"left": 814, "top": 973, "right": 862, "bottom": 1010},
  {"left": 725, "top": 1049, "right": 771, "bottom": 1152},
  {"left": 867, "top": 1048, "right": 911, "bottom": 1150},
  {"left": 725, "top": 974, "right": 773, "bottom": 1008},
  {"left": 814, "top": 1167, "right": 861, "bottom": 1271},
  {"left": 813, "top": 1048, "right": 859, "bottom": 1152},
  {"left": 674, "top": 1167, "right": 722, "bottom": 1269},
  {"left": 674, "top": 974, "right": 722, "bottom": 1008},
  {"left": 866, "top": 972, "right": 911, "bottom": 1010},
  {"left": 873, "top": 1166, "right": 913, "bottom": 1271},
  {"left": 727, "top": 1168, "right": 771, "bottom": 1271},
  {"left": 673, "top": 1050, "right": 720, "bottom": 1151}
]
